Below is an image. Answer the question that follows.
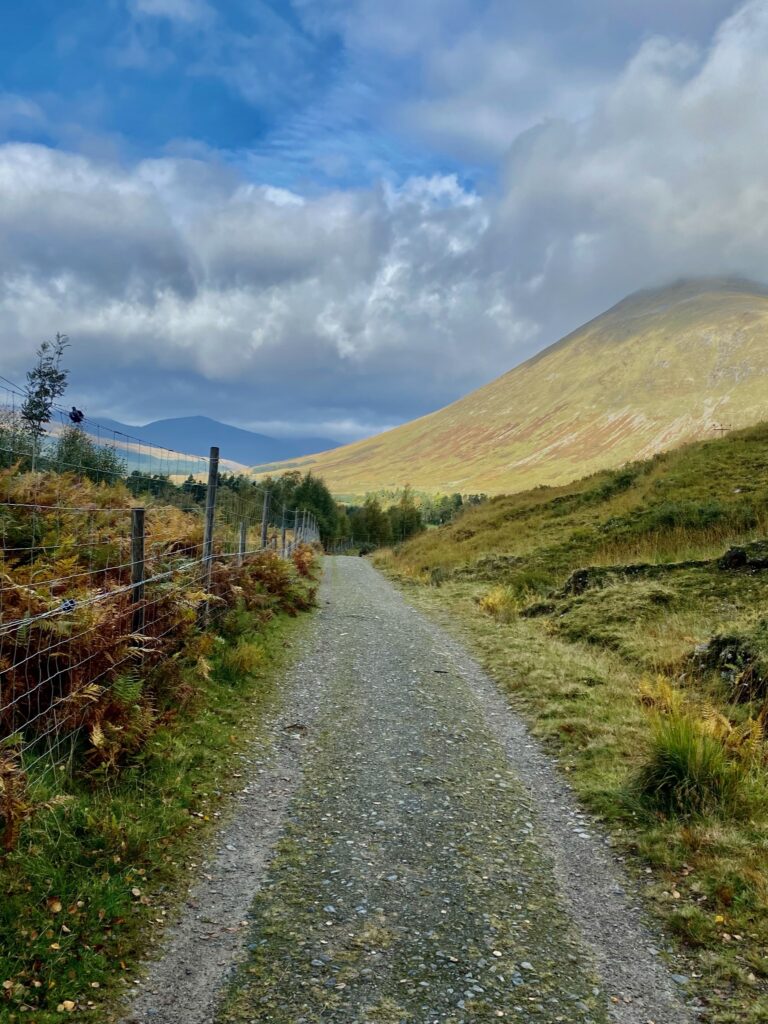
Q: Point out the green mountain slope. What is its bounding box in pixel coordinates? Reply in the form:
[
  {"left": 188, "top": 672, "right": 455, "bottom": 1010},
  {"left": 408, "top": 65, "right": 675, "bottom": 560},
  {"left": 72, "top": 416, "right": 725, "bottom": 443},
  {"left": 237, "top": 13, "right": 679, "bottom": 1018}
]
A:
[{"left": 257, "top": 278, "right": 768, "bottom": 496}]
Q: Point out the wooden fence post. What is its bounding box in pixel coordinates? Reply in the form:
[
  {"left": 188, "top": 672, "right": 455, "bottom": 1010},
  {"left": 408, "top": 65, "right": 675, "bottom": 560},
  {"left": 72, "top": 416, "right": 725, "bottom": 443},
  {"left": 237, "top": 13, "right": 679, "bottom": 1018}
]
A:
[
  {"left": 238, "top": 520, "right": 246, "bottom": 567},
  {"left": 131, "top": 507, "right": 146, "bottom": 635},
  {"left": 260, "top": 489, "right": 270, "bottom": 549},
  {"left": 202, "top": 446, "right": 220, "bottom": 622}
]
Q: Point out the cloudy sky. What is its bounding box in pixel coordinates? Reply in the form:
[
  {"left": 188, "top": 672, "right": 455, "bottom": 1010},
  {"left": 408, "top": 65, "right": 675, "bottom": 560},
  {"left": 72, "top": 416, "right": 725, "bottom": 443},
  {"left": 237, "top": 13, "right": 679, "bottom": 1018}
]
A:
[{"left": 0, "top": 0, "right": 765, "bottom": 441}]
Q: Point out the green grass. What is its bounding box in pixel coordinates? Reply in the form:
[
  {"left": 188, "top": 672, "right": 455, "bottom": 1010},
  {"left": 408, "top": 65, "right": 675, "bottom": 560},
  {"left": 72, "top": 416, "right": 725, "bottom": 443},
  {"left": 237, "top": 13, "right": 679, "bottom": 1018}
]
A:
[
  {"left": 636, "top": 716, "right": 746, "bottom": 818},
  {"left": 383, "top": 421, "right": 768, "bottom": 581},
  {"left": 0, "top": 607, "right": 313, "bottom": 1023},
  {"left": 392, "top": 579, "right": 768, "bottom": 1022},
  {"left": 377, "top": 421, "right": 768, "bottom": 1023}
]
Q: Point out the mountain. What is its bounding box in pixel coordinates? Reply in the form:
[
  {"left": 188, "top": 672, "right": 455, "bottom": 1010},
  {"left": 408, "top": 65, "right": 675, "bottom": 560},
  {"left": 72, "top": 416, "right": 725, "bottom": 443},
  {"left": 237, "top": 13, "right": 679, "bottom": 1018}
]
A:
[
  {"left": 85, "top": 415, "right": 339, "bottom": 466},
  {"left": 253, "top": 278, "right": 768, "bottom": 497}
]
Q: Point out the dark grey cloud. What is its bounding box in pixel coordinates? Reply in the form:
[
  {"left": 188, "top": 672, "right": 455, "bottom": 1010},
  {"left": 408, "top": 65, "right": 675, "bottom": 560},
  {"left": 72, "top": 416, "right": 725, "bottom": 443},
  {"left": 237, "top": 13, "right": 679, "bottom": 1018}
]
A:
[{"left": 0, "top": 148, "right": 194, "bottom": 299}]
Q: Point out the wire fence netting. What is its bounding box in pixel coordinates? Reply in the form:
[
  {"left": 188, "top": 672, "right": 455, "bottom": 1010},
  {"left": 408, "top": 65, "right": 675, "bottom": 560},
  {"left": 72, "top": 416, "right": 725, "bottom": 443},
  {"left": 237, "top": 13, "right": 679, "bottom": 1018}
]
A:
[{"left": 0, "top": 383, "right": 320, "bottom": 773}]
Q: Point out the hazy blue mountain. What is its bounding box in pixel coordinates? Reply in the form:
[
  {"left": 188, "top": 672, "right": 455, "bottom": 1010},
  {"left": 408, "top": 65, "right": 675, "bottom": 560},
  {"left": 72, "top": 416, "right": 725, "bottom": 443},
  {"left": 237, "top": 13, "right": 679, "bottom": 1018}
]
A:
[{"left": 85, "top": 415, "right": 339, "bottom": 465}]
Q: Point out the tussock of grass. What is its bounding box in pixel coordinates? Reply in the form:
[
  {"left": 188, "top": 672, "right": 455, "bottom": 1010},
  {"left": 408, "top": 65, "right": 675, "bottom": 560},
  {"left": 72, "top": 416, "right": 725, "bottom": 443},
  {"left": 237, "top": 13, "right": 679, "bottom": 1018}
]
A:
[
  {"left": 217, "top": 638, "right": 266, "bottom": 685},
  {"left": 636, "top": 715, "right": 744, "bottom": 818},
  {"left": 476, "top": 585, "right": 520, "bottom": 622}
]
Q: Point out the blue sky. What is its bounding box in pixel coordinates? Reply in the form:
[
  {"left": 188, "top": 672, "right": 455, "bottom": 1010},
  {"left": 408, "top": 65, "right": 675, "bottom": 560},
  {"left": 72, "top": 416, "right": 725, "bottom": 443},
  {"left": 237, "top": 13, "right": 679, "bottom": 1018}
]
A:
[
  {"left": 0, "top": 0, "right": 465, "bottom": 188},
  {"left": 0, "top": 0, "right": 735, "bottom": 185},
  {"left": 0, "top": 0, "right": 763, "bottom": 441}
]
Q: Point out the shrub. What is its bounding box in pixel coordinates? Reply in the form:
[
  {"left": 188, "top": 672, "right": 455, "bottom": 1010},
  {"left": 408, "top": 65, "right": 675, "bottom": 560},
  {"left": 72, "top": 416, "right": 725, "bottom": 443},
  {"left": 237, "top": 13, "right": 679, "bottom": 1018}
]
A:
[
  {"left": 636, "top": 715, "right": 742, "bottom": 817},
  {"left": 245, "top": 551, "right": 295, "bottom": 605},
  {"left": 588, "top": 468, "right": 639, "bottom": 503},
  {"left": 638, "top": 675, "right": 686, "bottom": 716},
  {"left": 0, "top": 410, "right": 35, "bottom": 472},
  {"left": 696, "top": 620, "right": 768, "bottom": 703},
  {"left": 291, "top": 543, "right": 317, "bottom": 579},
  {"left": 0, "top": 754, "right": 29, "bottom": 851},
  {"left": 642, "top": 500, "right": 728, "bottom": 531},
  {"left": 509, "top": 566, "right": 555, "bottom": 597},
  {"left": 54, "top": 426, "right": 126, "bottom": 482},
  {"left": 667, "top": 905, "right": 717, "bottom": 948}
]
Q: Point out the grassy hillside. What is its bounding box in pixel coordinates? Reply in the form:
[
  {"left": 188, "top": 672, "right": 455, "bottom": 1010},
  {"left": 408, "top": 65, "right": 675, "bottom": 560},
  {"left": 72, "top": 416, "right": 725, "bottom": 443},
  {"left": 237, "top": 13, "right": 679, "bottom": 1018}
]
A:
[
  {"left": 378, "top": 422, "right": 768, "bottom": 1023},
  {"left": 258, "top": 278, "right": 768, "bottom": 497}
]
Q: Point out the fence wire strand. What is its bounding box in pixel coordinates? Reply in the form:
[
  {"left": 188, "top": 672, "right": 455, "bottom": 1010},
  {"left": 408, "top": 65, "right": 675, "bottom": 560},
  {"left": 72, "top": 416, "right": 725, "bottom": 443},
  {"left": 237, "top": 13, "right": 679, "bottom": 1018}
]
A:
[{"left": 0, "top": 382, "right": 320, "bottom": 771}]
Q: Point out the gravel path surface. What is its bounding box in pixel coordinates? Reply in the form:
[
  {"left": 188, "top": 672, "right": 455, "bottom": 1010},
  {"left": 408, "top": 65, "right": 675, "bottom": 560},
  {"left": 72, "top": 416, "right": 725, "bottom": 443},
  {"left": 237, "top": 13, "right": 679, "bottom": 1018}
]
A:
[
  {"left": 214, "top": 558, "right": 690, "bottom": 1024},
  {"left": 119, "top": 611, "right": 333, "bottom": 1024}
]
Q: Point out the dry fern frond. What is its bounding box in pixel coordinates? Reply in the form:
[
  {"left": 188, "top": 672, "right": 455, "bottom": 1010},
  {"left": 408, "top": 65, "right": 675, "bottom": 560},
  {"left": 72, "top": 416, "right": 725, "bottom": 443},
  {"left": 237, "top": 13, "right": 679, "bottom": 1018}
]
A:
[{"left": 638, "top": 675, "right": 685, "bottom": 715}]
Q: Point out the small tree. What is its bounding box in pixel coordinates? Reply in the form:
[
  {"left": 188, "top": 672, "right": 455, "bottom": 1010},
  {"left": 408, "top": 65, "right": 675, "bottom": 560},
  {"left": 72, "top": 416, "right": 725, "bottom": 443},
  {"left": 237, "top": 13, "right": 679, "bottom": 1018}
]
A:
[
  {"left": 388, "top": 485, "right": 424, "bottom": 542},
  {"left": 21, "top": 333, "right": 70, "bottom": 439},
  {"left": 54, "top": 426, "right": 126, "bottom": 483},
  {"left": 350, "top": 496, "right": 392, "bottom": 547}
]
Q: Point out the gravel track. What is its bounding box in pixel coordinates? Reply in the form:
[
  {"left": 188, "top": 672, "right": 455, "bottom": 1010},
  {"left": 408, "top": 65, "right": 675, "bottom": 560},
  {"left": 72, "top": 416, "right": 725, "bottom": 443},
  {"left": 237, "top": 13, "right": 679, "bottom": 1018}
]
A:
[
  {"left": 122, "top": 557, "right": 691, "bottom": 1024},
  {"left": 119, "top": 611, "right": 334, "bottom": 1024}
]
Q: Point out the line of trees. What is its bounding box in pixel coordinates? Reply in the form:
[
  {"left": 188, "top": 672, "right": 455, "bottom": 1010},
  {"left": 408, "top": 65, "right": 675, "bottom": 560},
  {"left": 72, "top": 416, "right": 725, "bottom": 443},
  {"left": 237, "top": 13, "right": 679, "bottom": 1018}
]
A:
[
  {"left": 3, "top": 336, "right": 487, "bottom": 553},
  {"left": 203, "top": 470, "right": 351, "bottom": 547},
  {"left": 346, "top": 489, "right": 424, "bottom": 550},
  {"left": 420, "top": 491, "right": 487, "bottom": 525}
]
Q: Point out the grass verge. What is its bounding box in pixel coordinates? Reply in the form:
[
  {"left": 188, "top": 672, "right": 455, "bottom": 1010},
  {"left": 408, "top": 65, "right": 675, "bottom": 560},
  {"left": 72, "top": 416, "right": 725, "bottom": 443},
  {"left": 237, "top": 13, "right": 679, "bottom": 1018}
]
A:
[
  {"left": 0, "top": 606, "right": 314, "bottom": 1023},
  {"left": 383, "top": 577, "right": 768, "bottom": 1024},
  {"left": 373, "top": 423, "right": 768, "bottom": 1022}
]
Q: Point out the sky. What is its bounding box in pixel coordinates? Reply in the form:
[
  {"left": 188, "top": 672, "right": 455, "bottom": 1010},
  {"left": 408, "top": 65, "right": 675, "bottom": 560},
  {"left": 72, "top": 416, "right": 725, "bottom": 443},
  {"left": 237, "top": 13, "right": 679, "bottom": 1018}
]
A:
[{"left": 0, "top": 0, "right": 765, "bottom": 442}]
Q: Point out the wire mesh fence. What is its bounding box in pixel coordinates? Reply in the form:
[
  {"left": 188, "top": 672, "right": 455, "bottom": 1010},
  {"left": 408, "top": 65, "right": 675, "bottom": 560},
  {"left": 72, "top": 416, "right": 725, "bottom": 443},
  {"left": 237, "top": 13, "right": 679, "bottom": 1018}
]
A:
[{"left": 0, "top": 382, "right": 320, "bottom": 772}]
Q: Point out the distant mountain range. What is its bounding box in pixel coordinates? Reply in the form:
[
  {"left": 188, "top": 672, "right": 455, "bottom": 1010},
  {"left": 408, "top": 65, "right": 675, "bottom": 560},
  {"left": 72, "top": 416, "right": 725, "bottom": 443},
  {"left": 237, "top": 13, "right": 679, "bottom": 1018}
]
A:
[
  {"left": 88, "top": 415, "right": 339, "bottom": 466},
  {"left": 254, "top": 277, "right": 768, "bottom": 496}
]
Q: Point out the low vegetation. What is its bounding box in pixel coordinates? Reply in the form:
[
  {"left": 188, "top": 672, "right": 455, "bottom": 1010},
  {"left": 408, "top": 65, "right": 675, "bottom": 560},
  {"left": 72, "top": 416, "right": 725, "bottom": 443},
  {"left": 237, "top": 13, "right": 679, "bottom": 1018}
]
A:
[{"left": 378, "top": 421, "right": 768, "bottom": 1023}]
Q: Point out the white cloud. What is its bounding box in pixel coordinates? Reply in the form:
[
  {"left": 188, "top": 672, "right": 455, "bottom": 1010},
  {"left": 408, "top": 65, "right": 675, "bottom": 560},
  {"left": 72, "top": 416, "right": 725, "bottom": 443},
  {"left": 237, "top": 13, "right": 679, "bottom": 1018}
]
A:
[
  {"left": 0, "top": 145, "right": 520, "bottom": 431},
  {"left": 486, "top": 0, "right": 768, "bottom": 332},
  {"left": 401, "top": 35, "right": 601, "bottom": 161},
  {"left": 295, "top": 0, "right": 739, "bottom": 161},
  {"left": 295, "top": 0, "right": 476, "bottom": 58}
]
